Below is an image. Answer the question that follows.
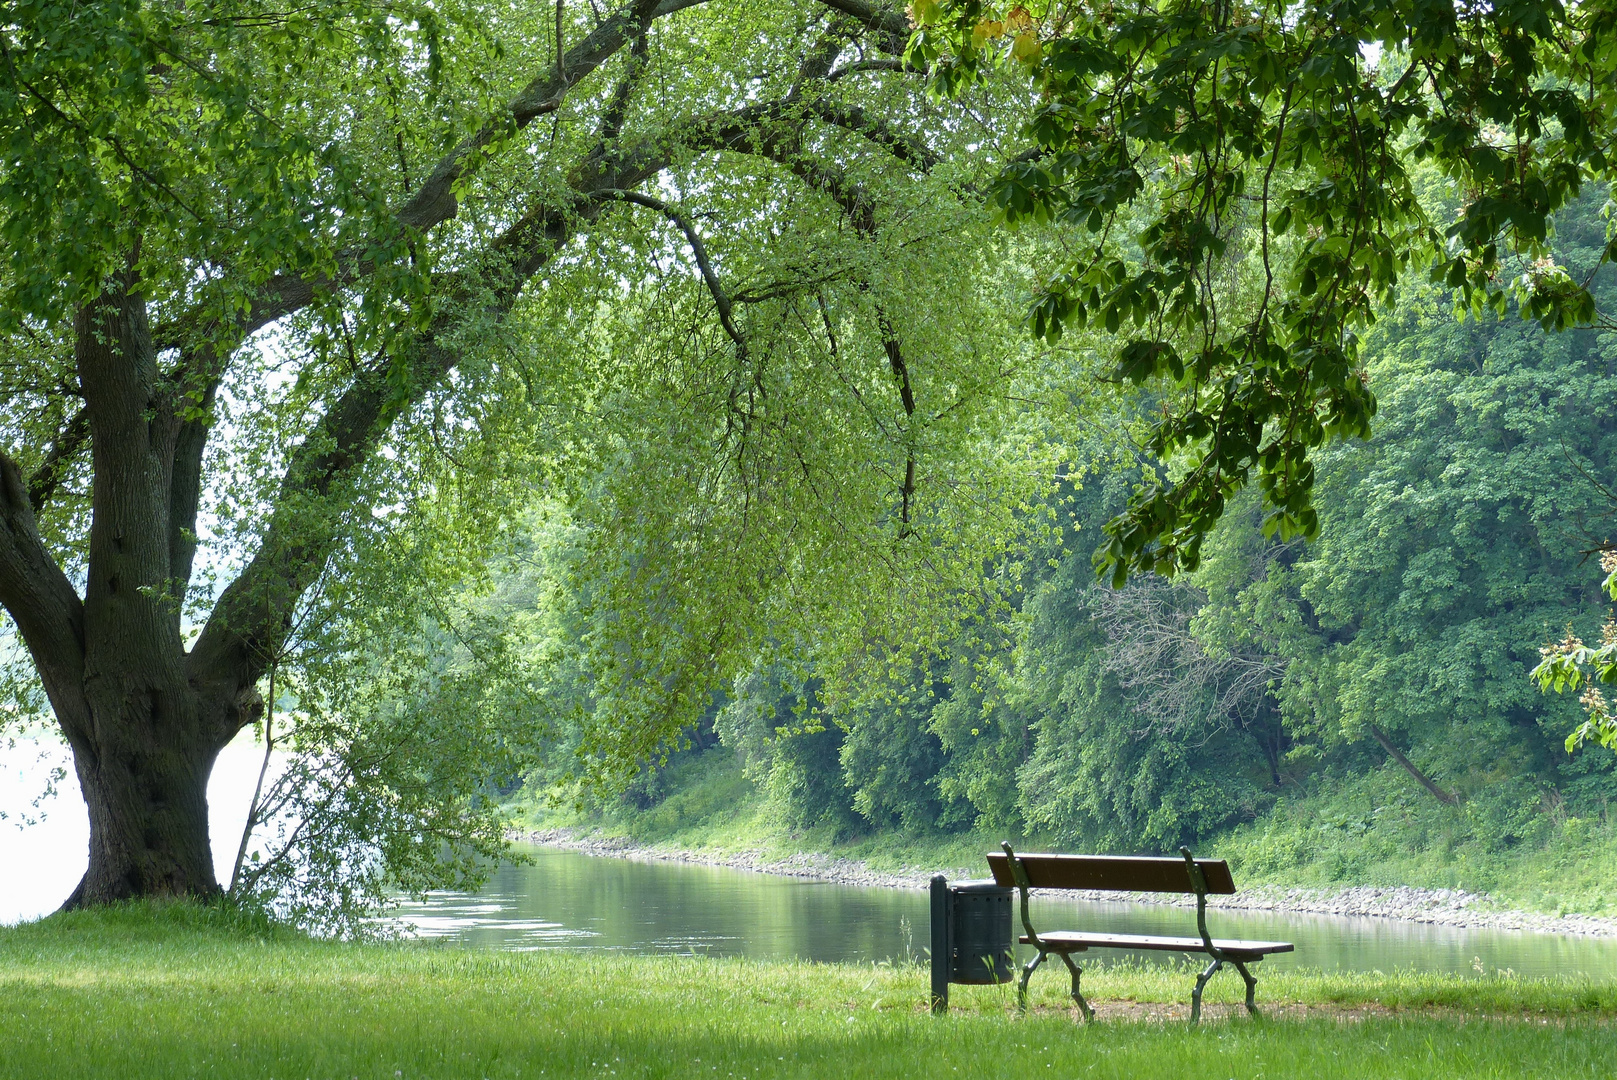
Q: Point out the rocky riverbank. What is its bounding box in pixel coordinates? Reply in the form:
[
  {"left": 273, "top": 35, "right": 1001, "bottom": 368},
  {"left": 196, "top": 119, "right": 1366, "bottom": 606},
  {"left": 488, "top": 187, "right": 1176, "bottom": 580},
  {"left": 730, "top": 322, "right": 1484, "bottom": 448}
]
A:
[{"left": 517, "top": 827, "right": 1617, "bottom": 937}]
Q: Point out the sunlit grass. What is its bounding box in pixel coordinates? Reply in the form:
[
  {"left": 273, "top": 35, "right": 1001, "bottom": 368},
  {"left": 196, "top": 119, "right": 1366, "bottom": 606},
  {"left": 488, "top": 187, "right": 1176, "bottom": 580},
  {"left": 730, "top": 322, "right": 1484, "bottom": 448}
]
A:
[{"left": 2, "top": 902, "right": 1615, "bottom": 1079}]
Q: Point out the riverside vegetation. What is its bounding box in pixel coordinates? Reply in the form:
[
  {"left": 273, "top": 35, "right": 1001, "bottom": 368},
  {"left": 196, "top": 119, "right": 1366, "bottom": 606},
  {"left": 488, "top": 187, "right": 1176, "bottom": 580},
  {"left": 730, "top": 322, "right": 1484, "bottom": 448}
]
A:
[
  {"left": 524, "top": 275, "right": 1617, "bottom": 913},
  {"left": 508, "top": 189, "right": 1617, "bottom": 919},
  {"left": 3, "top": 903, "right": 1616, "bottom": 1080}
]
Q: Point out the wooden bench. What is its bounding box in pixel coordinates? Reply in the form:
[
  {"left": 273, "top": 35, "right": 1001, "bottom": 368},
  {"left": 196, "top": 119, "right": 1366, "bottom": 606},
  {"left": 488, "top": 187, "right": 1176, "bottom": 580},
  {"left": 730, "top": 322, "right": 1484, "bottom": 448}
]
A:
[{"left": 987, "top": 842, "right": 1293, "bottom": 1023}]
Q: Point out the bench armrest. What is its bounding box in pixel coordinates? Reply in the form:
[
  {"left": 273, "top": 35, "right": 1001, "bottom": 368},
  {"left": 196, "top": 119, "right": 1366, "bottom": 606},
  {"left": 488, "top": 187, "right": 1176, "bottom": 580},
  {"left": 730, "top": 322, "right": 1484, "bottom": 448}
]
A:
[
  {"left": 1179, "top": 846, "right": 1221, "bottom": 958},
  {"left": 1000, "top": 841, "right": 1043, "bottom": 950}
]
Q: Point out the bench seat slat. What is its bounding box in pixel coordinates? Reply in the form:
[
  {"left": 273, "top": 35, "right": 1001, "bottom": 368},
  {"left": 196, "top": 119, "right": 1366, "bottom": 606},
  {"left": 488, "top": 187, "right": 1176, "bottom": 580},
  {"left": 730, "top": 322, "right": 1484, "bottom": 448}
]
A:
[
  {"left": 1020, "top": 930, "right": 1294, "bottom": 957},
  {"left": 986, "top": 852, "right": 1237, "bottom": 894}
]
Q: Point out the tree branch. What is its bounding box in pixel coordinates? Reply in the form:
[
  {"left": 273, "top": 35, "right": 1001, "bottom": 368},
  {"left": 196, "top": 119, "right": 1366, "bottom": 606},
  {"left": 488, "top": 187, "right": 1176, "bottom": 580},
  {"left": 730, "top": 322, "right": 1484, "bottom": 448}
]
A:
[
  {"left": 792, "top": 16, "right": 855, "bottom": 93},
  {"left": 167, "top": 364, "right": 220, "bottom": 597},
  {"left": 878, "top": 312, "right": 916, "bottom": 529},
  {"left": 27, "top": 406, "right": 89, "bottom": 513},
  {"left": 602, "top": 190, "right": 745, "bottom": 352},
  {"left": 825, "top": 57, "right": 922, "bottom": 81},
  {"left": 182, "top": 65, "right": 939, "bottom": 727},
  {"left": 0, "top": 451, "right": 87, "bottom": 740},
  {"left": 809, "top": 0, "right": 911, "bottom": 55},
  {"left": 595, "top": 18, "right": 653, "bottom": 144},
  {"left": 152, "top": 0, "right": 702, "bottom": 354},
  {"left": 802, "top": 99, "right": 939, "bottom": 171},
  {"left": 395, "top": 0, "right": 676, "bottom": 232},
  {"left": 1367, "top": 721, "right": 1460, "bottom": 806},
  {"left": 184, "top": 125, "right": 694, "bottom": 721}
]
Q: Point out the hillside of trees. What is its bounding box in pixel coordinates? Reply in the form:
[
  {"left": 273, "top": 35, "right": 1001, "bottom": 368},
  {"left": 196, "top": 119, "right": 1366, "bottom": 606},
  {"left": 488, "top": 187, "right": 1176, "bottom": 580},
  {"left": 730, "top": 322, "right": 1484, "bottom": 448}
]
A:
[{"left": 498, "top": 192, "right": 1617, "bottom": 913}]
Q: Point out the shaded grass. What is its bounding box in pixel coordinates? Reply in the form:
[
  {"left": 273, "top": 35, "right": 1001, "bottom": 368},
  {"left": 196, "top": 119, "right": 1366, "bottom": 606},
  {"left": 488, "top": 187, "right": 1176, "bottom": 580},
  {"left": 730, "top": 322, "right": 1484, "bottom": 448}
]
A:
[{"left": 2, "top": 903, "right": 1616, "bottom": 1079}]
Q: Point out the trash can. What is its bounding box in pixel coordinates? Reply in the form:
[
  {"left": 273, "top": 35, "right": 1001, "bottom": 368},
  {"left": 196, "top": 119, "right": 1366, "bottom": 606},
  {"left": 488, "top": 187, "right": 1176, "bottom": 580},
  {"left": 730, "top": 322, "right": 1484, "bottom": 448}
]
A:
[{"left": 929, "top": 874, "right": 1014, "bottom": 1013}]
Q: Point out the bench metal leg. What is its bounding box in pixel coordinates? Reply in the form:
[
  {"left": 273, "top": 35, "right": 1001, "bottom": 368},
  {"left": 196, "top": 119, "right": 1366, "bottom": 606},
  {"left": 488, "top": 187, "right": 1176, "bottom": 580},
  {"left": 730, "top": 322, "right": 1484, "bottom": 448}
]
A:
[
  {"left": 1017, "top": 951, "right": 1046, "bottom": 1013},
  {"left": 1231, "top": 959, "right": 1259, "bottom": 1015},
  {"left": 1056, "top": 953, "right": 1094, "bottom": 1022},
  {"left": 1190, "top": 957, "right": 1222, "bottom": 1025}
]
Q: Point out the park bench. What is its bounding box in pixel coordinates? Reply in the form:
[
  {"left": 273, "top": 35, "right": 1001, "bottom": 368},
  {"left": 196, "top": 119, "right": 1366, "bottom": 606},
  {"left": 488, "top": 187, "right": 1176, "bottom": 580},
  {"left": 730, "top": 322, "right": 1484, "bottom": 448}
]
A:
[{"left": 987, "top": 842, "right": 1294, "bottom": 1023}]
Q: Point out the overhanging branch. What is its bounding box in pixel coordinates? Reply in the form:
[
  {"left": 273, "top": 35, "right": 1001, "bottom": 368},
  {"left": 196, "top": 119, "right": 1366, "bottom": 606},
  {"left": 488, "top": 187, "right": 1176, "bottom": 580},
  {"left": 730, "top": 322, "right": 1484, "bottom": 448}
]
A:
[{"left": 601, "top": 189, "right": 746, "bottom": 353}]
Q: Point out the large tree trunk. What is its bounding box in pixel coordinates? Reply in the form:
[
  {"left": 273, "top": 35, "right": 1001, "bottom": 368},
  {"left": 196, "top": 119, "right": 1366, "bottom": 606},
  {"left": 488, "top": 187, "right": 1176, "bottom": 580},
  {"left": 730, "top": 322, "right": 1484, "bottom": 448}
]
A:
[
  {"left": 47, "top": 270, "right": 242, "bottom": 907},
  {"left": 60, "top": 702, "right": 224, "bottom": 906}
]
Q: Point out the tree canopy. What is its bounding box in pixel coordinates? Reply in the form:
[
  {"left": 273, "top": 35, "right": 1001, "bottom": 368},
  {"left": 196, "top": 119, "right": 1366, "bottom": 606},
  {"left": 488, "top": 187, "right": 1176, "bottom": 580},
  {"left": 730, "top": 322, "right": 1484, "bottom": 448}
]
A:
[
  {"left": 910, "top": 0, "right": 1617, "bottom": 582},
  {"left": 0, "top": 0, "right": 1070, "bottom": 911}
]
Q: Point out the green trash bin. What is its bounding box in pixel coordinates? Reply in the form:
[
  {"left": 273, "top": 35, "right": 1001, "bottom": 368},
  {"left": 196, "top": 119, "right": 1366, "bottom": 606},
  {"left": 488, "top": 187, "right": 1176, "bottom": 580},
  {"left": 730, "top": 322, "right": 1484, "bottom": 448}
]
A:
[{"left": 930, "top": 875, "right": 1014, "bottom": 1012}]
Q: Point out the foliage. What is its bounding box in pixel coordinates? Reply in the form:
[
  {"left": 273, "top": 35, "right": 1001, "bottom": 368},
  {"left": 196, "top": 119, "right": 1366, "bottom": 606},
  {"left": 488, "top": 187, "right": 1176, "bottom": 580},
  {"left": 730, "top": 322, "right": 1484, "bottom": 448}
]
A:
[
  {"left": 1, "top": 0, "right": 1092, "bottom": 915},
  {"left": 910, "top": 0, "right": 1617, "bottom": 584},
  {"left": 1217, "top": 765, "right": 1617, "bottom": 913},
  {"left": 1533, "top": 551, "right": 1617, "bottom": 753},
  {"left": 533, "top": 190, "right": 1617, "bottom": 882},
  {"left": 1231, "top": 191, "right": 1617, "bottom": 807},
  {"left": 209, "top": 478, "right": 543, "bottom": 931}
]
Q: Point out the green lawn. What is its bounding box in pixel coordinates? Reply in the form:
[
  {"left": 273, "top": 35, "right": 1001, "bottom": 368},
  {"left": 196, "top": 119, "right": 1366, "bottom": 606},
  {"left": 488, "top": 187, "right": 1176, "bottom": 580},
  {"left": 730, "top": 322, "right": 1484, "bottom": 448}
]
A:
[{"left": 3, "top": 903, "right": 1615, "bottom": 1079}]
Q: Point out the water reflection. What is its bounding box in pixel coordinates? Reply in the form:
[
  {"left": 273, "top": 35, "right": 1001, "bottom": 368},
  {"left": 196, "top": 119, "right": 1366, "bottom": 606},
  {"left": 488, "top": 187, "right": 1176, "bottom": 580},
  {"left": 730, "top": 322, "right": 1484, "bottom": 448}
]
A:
[{"left": 394, "top": 845, "right": 1617, "bottom": 979}]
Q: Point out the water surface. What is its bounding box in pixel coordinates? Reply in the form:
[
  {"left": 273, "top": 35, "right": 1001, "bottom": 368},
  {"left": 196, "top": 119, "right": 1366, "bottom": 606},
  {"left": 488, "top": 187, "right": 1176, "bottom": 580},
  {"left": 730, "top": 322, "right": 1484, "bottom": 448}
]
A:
[{"left": 394, "top": 844, "right": 1617, "bottom": 979}]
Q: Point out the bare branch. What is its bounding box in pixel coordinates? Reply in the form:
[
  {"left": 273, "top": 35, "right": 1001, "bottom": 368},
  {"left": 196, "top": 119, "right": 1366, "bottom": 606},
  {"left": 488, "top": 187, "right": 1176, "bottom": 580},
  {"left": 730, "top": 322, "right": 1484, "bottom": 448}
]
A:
[{"left": 1089, "top": 577, "right": 1286, "bottom": 739}]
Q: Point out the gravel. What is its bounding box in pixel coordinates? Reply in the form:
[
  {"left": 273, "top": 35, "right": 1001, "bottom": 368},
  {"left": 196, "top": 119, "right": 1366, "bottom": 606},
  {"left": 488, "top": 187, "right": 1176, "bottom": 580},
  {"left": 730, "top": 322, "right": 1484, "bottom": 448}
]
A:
[{"left": 517, "top": 827, "right": 1617, "bottom": 937}]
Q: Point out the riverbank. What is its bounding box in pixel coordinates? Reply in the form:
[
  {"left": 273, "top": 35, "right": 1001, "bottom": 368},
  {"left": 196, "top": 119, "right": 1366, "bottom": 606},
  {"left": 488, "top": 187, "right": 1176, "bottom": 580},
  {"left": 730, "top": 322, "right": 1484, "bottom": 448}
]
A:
[
  {"left": 4, "top": 902, "right": 1616, "bottom": 1080},
  {"left": 516, "top": 826, "right": 1617, "bottom": 938}
]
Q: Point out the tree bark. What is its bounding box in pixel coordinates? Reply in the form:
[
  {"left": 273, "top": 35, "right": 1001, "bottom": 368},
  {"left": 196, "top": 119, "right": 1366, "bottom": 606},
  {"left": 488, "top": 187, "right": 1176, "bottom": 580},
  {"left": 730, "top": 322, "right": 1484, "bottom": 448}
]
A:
[
  {"left": 60, "top": 704, "right": 224, "bottom": 906},
  {"left": 46, "top": 275, "right": 230, "bottom": 904}
]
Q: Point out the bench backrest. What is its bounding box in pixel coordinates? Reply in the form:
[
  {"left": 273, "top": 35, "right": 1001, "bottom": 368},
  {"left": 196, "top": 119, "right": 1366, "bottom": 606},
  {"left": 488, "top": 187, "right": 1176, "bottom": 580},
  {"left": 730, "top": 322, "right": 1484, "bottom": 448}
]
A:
[{"left": 986, "top": 852, "right": 1237, "bottom": 895}]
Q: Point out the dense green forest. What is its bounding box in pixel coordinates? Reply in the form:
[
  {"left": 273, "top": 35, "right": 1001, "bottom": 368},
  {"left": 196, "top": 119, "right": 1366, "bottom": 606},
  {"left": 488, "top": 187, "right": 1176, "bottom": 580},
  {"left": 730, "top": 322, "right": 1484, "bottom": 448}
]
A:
[{"left": 493, "top": 192, "right": 1617, "bottom": 912}]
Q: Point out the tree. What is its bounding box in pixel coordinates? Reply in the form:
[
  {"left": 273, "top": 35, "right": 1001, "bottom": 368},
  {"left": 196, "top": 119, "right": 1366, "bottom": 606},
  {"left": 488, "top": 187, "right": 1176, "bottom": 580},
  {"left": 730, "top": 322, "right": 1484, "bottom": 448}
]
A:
[
  {"left": 911, "top": 0, "right": 1617, "bottom": 582},
  {"left": 0, "top": 0, "right": 1032, "bottom": 908}
]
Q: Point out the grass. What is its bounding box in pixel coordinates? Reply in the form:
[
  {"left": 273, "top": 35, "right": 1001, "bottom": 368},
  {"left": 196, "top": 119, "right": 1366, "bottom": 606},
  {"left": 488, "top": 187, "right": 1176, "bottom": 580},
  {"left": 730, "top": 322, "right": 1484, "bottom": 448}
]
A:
[
  {"left": 1214, "top": 766, "right": 1617, "bottom": 916},
  {"left": 4, "top": 903, "right": 1617, "bottom": 1079},
  {"left": 520, "top": 750, "right": 1617, "bottom": 916}
]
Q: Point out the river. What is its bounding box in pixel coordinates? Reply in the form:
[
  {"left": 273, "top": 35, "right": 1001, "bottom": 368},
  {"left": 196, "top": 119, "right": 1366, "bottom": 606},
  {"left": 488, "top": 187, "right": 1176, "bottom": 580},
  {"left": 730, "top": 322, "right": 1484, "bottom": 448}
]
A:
[
  {"left": 393, "top": 844, "right": 1617, "bottom": 979},
  {"left": 8, "top": 738, "right": 1617, "bottom": 979}
]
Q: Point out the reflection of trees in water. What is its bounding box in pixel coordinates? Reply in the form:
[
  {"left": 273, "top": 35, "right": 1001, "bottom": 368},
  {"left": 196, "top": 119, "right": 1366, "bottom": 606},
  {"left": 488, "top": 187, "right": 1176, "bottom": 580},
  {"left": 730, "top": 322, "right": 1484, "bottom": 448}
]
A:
[{"left": 390, "top": 849, "right": 1617, "bottom": 979}]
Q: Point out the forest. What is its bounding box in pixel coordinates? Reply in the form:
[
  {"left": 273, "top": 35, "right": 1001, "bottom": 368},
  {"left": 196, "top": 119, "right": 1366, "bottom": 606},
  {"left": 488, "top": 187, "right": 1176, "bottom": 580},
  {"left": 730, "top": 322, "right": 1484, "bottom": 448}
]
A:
[{"left": 501, "top": 188, "right": 1617, "bottom": 909}]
